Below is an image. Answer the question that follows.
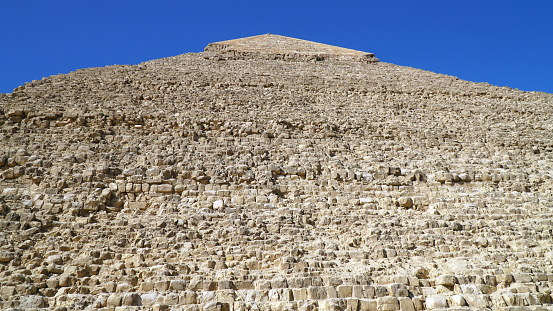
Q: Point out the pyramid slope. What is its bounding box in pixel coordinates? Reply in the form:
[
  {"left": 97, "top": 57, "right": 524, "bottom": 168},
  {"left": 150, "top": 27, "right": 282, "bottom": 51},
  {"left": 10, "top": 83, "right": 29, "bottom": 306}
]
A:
[
  {"left": 205, "top": 34, "right": 379, "bottom": 62},
  {"left": 0, "top": 42, "right": 553, "bottom": 310}
]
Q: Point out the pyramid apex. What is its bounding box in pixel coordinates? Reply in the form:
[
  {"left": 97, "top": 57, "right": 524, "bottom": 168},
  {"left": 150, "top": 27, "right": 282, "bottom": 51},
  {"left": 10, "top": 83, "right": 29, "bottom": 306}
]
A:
[{"left": 204, "top": 34, "right": 378, "bottom": 63}]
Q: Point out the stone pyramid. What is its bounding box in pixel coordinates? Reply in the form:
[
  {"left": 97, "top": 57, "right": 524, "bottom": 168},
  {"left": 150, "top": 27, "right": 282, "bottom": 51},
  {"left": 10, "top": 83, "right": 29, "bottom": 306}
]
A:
[
  {"left": 1, "top": 35, "right": 553, "bottom": 310},
  {"left": 205, "top": 34, "right": 379, "bottom": 62}
]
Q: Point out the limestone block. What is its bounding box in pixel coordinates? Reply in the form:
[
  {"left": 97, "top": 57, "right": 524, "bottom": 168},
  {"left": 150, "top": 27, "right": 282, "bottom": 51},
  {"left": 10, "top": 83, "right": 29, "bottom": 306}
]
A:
[
  {"left": 218, "top": 280, "right": 234, "bottom": 290},
  {"left": 233, "top": 281, "right": 254, "bottom": 290},
  {"left": 267, "top": 223, "right": 280, "bottom": 233},
  {"left": 170, "top": 279, "right": 187, "bottom": 291},
  {"left": 157, "top": 184, "right": 174, "bottom": 193},
  {"left": 138, "top": 280, "right": 154, "bottom": 292},
  {"left": 359, "top": 299, "right": 377, "bottom": 311},
  {"left": 2, "top": 168, "right": 14, "bottom": 179},
  {"left": 13, "top": 165, "right": 25, "bottom": 177},
  {"left": 132, "top": 183, "right": 142, "bottom": 193},
  {"left": 204, "top": 301, "right": 221, "bottom": 311},
  {"left": 116, "top": 282, "right": 133, "bottom": 292},
  {"left": 407, "top": 277, "right": 419, "bottom": 287},
  {"left": 216, "top": 289, "right": 236, "bottom": 302},
  {"left": 0, "top": 286, "right": 15, "bottom": 300},
  {"left": 145, "top": 177, "right": 162, "bottom": 184},
  {"left": 104, "top": 281, "right": 117, "bottom": 292},
  {"left": 411, "top": 297, "right": 424, "bottom": 311},
  {"left": 460, "top": 284, "right": 482, "bottom": 294},
  {"left": 501, "top": 292, "right": 520, "bottom": 306},
  {"left": 362, "top": 286, "right": 375, "bottom": 299},
  {"left": 19, "top": 295, "right": 47, "bottom": 308},
  {"left": 0, "top": 250, "right": 15, "bottom": 262},
  {"left": 346, "top": 298, "right": 359, "bottom": 311},
  {"left": 435, "top": 275, "right": 458, "bottom": 287},
  {"left": 141, "top": 293, "right": 159, "bottom": 306},
  {"left": 425, "top": 295, "right": 448, "bottom": 309},
  {"left": 213, "top": 199, "right": 224, "bottom": 209},
  {"left": 388, "top": 283, "right": 409, "bottom": 297},
  {"left": 292, "top": 288, "right": 308, "bottom": 300},
  {"left": 397, "top": 197, "right": 413, "bottom": 208},
  {"left": 537, "top": 291, "right": 552, "bottom": 304},
  {"left": 377, "top": 297, "right": 400, "bottom": 311},
  {"left": 162, "top": 292, "right": 180, "bottom": 305},
  {"left": 84, "top": 199, "right": 99, "bottom": 211},
  {"left": 449, "top": 294, "right": 467, "bottom": 307},
  {"left": 353, "top": 285, "right": 364, "bottom": 298},
  {"left": 46, "top": 277, "right": 60, "bottom": 288},
  {"left": 128, "top": 201, "right": 148, "bottom": 210},
  {"left": 203, "top": 281, "right": 218, "bottom": 291},
  {"left": 398, "top": 298, "right": 415, "bottom": 311},
  {"left": 327, "top": 286, "right": 339, "bottom": 298},
  {"left": 436, "top": 172, "right": 453, "bottom": 183},
  {"left": 107, "top": 293, "right": 123, "bottom": 306},
  {"left": 319, "top": 298, "right": 346, "bottom": 311},
  {"left": 338, "top": 285, "right": 353, "bottom": 298},
  {"left": 180, "top": 291, "right": 198, "bottom": 304},
  {"left": 489, "top": 292, "right": 508, "bottom": 308},
  {"left": 513, "top": 273, "right": 533, "bottom": 283},
  {"left": 374, "top": 286, "right": 389, "bottom": 297},
  {"left": 175, "top": 184, "right": 186, "bottom": 193},
  {"left": 521, "top": 292, "right": 540, "bottom": 305},
  {"left": 270, "top": 278, "right": 288, "bottom": 289},
  {"left": 463, "top": 294, "right": 491, "bottom": 308},
  {"left": 268, "top": 288, "right": 281, "bottom": 301},
  {"left": 155, "top": 280, "right": 170, "bottom": 291},
  {"left": 308, "top": 286, "right": 327, "bottom": 300},
  {"left": 121, "top": 292, "right": 142, "bottom": 306},
  {"left": 59, "top": 275, "right": 75, "bottom": 287}
]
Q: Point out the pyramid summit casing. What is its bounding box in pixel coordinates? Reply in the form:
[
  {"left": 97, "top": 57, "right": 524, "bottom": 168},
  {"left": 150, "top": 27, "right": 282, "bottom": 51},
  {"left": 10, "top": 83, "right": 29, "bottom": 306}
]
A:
[
  {"left": 204, "top": 34, "right": 379, "bottom": 62},
  {"left": 1, "top": 34, "right": 553, "bottom": 310}
]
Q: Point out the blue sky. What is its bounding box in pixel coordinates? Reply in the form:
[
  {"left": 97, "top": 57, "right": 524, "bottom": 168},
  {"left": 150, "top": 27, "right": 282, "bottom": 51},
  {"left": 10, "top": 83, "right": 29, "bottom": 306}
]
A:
[{"left": 1, "top": 1, "right": 552, "bottom": 94}]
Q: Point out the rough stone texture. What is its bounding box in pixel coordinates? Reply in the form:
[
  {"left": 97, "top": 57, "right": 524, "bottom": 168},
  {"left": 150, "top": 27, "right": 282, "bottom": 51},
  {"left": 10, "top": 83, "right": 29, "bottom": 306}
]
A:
[
  {"left": 1, "top": 35, "right": 553, "bottom": 310},
  {"left": 205, "top": 34, "right": 379, "bottom": 63}
]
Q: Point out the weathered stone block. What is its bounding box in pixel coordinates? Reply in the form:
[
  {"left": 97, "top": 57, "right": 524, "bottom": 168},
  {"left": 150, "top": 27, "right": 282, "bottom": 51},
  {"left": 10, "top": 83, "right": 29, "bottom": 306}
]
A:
[
  {"left": 449, "top": 294, "right": 467, "bottom": 307},
  {"left": 308, "top": 286, "right": 327, "bottom": 300},
  {"left": 436, "top": 275, "right": 457, "bottom": 287},
  {"left": 0, "top": 250, "right": 15, "bottom": 262},
  {"left": 180, "top": 290, "right": 198, "bottom": 304},
  {"left": 121, "top": 292, "right": 142, "bottom": 306},
  {"left": 170, "top": 279, "right": 187, "bottom": 291},
  {"left": 398, "top": 298, "right": 415, "bottom": 311},
  {"left": 377, "top": 297, "right": 400, "bottom": 311},
  {"left": 141, "top": 293, "right": 159, "bottom": 306},
  {"left": 157, "top": 184, "right": 174, "bottom": 193},
  {"left": 464, "top": 294, "right": 491, "bottom": 308},
  {"left": 338, "top": 285, "right": 353, "bottom": 298},
  {"left": 107, "top": 293, "right": 122, "bottom": 306},
  {"left": 425, "top": 295, "right": 448, "bottom": 310}
]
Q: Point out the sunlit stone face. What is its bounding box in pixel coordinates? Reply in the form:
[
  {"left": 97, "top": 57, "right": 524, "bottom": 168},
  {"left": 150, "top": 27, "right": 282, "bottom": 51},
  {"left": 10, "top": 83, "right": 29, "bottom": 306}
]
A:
[{"left": 205, "top": 33, "right": 379, "bottom": 62}]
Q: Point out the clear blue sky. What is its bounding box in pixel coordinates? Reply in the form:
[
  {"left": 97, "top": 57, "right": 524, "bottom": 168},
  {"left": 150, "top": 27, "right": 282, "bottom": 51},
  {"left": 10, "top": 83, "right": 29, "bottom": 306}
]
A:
[{"left": 1, "top": 1, "right": 552, "bottom": 94}]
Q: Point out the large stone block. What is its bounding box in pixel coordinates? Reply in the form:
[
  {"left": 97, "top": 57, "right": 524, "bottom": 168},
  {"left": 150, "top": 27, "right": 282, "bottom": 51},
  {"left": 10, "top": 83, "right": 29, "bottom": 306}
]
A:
[
  {"left": 425, "top": 295, "right": 448, "bottom": 310},
  {"left": 377, "top": 297, "right": 400, "bottom": 311}
]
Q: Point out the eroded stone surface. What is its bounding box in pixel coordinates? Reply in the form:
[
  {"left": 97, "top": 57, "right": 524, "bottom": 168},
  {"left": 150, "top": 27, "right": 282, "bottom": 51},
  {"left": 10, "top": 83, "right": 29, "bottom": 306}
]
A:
[
  {"left": 1, "top": 36, "right": 553, "bottom": 310},
  {"left": 205, "top": 34, "right": 379, "bottom": 62}
]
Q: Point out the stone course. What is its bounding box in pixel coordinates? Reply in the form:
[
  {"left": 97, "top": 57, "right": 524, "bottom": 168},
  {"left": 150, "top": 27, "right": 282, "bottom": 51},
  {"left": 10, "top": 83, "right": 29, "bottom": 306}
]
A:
[{"left": 1, "top": 35, "right": 553, "bottom": 310}]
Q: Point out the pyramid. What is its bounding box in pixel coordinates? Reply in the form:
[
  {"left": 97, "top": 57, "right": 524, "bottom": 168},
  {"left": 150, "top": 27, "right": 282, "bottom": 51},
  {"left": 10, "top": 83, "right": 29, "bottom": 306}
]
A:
[
  {"left": 1, "top": 35, "right": 553, "bottom": 310},
  {"left": 205, "top": 34, "right": 379, "bottom": 62}
]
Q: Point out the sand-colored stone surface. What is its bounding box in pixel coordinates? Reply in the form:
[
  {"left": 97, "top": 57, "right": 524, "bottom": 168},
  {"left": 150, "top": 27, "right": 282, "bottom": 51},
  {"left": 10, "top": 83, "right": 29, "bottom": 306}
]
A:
[
  {"left": 1, "top": 35, "right": 553, "bottom": 310},
  {"left": 205, "top": 34, "right": 378, "bottom": 62}
]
